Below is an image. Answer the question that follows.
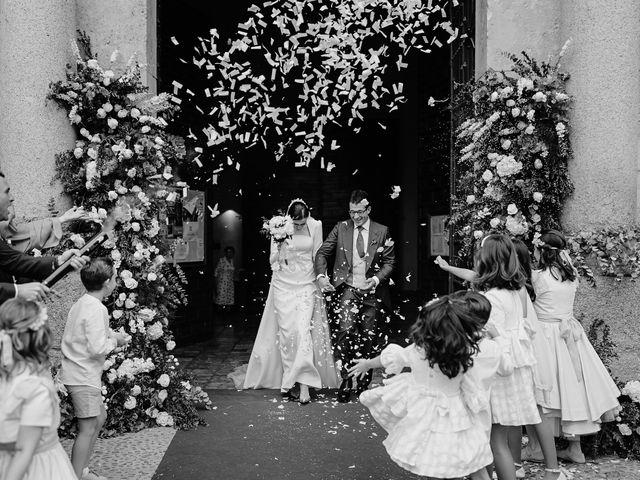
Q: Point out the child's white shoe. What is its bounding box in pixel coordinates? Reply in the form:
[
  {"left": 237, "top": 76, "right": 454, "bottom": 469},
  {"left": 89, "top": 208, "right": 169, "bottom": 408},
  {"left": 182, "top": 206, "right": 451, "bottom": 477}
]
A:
[
  {"left": 82, "top": 468, "right": 108, "bottom": 480},
  {"left": 545, "top": 467, "right": 568, "bottom": 480},
  {"left": 515, "top": 462, "right": 525, "bottom": 479}
]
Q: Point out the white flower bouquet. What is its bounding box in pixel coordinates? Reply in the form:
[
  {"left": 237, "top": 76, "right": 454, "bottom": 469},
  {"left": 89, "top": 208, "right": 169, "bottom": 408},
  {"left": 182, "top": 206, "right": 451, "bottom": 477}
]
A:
[{"left": 261, "top": 214, "right": 294, "bottom": 270}]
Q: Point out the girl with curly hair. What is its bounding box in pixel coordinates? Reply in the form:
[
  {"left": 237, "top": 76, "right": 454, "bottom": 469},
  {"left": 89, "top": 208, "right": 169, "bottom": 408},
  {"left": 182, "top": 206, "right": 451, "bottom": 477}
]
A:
[{"left": 347, "top": 293, "right": 494, "bottom": 479}]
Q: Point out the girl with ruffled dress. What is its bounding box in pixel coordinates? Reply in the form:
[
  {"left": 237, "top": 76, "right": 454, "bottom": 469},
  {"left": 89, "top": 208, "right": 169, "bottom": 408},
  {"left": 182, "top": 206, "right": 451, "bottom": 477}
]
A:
[
  {"left": 0, "top": 299, "right": 77, "bottom": 480},
  {"left": 523, "top": 230, "right": 620, "bottom": 464},
  {"left": 348, "top": 293, "right": 498, "bottom": 480}
]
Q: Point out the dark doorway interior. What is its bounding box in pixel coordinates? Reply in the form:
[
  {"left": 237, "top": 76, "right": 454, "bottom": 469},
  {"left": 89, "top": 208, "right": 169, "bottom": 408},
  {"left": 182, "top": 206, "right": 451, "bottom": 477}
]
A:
[{"left": 158, "top": 1, "right": 464, "bottom": 343}]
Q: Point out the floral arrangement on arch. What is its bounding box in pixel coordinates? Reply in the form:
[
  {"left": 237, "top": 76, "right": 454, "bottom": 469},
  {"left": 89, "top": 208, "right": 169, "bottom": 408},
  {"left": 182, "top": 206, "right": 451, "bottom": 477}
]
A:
[
  {"left": 449, "top": 48, "right": 574, "bottom": 261},
  {"left": 49, "top": 36, "right": 210, "bottom": 436}
]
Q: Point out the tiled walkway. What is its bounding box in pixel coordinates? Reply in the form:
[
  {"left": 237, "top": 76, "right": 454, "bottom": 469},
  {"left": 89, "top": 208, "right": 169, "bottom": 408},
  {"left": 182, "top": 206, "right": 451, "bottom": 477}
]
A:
[{"left": 175, "top": 310, "right": 258, "bottom": 389}]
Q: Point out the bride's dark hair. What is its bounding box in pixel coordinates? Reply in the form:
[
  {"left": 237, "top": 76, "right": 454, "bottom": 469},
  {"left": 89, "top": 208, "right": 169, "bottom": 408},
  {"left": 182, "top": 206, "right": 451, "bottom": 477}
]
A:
[
  {"left": 409, "top": 294, "right": 482, "bottom": 378},
  {"left": 287, "top": 200, "right": 309, "bottom": 220}
]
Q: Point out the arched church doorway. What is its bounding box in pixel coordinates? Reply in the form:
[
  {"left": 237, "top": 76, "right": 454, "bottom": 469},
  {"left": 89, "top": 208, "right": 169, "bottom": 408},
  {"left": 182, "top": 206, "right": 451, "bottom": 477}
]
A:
[{"left": 156, "top": 0, "right": 475, "bottom": 343}]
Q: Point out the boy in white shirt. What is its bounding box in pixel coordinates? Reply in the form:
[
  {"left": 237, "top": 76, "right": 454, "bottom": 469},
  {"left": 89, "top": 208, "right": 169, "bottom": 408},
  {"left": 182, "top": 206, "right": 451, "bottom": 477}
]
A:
[{"left": 60, "top": 257, "right": 129, "bottom": 480}]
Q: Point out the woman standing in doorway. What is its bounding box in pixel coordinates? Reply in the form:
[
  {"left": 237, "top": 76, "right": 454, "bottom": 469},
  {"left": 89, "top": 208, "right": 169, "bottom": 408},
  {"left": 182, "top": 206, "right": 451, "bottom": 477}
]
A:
[
  {"left": 214, "top": 246, "right": 236, "bottom": 311},
  {"left": 237, "top": 199, "right": 339, "bottom": 403}
]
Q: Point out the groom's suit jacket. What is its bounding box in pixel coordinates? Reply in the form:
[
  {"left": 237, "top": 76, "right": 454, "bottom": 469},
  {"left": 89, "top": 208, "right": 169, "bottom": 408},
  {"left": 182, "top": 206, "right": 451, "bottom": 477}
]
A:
[{"left": 314, "top": 219, "right": 395, "bottom": 308}]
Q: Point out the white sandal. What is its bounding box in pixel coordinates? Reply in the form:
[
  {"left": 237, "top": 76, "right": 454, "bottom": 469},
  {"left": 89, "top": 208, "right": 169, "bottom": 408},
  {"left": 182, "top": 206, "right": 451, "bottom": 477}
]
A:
[
  {"left": 545, "top": 467, "right": 567, "bottom": 480},
  {"left": 514, "top": 462, "right": 525, "bottom": 479}
]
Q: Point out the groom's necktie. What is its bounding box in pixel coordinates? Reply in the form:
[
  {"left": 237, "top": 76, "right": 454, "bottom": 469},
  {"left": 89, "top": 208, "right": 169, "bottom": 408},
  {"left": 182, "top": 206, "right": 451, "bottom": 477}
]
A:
[{"left": 356, "top": 226, "right": 366, "bottom": 259}]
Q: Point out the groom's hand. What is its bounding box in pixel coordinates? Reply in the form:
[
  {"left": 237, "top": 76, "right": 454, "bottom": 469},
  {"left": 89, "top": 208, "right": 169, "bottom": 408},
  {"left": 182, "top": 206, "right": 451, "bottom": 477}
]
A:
[
  {"left": 361, "top": 278, "right": 377, "bottom": 291},
  {"left": 318, "top": 276, "right": 335, "bottom": 292}
]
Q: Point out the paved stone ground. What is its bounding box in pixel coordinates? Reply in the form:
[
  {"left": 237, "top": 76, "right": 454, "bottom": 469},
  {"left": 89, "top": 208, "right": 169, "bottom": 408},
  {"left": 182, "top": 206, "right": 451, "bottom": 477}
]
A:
[{"left": 60, "top": 427, "right": 176, "bottom": 480}]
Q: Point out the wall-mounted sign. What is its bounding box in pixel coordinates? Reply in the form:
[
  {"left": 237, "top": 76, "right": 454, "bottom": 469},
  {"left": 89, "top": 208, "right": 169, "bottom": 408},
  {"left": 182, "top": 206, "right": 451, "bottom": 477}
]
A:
[
  {"left": 158, "top": 189, "right": 206, "bottom": 264},
  {"left": 429, "top": 214, "right": 449, "bottom": 257}
]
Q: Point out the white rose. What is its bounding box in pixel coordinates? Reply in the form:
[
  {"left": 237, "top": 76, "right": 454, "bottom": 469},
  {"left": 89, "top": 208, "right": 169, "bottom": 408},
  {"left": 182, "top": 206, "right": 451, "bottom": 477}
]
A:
[
  {"left": 489, "top": 91, "right": 498, "bottom": 102},
  {"left": 131, "top": 222, "right": 141, "bottom": 232},
  {"left": 526, "top": 110, "right": 535, "bottom": 121},
  {"left": 130, "top": 108, "right": 141, "bottom": 119},
  {"left": 501, "top": 139, "right": 512, "bottom": 150},
  {"left": 98, "top": 208, "right": 107, "bottom": 217},
  {"left": 618, "top": 424, "right": 632, "bottom": 436},
  {"left": 69, "top": 234, "right": 86, "bottom": 249},
  {"left": 108, "top": 191, "right": 118, "bottom": 201},
  {"left": 87, "top": 148, "right": 98, "bottom": 160},
  {"left": 131, "top": 385, "right": 142, "bottom": 396},
  {"left": 147, "top": 272, "right": 158, "bottom": 281},
  {"left": 531, "top": 213, "right": 541, "bottom": 223},
  {"left": 157, "top": 374, "right": 170, "bottom": 388},
  {"left": 507, "top": 204, "right": 518, "bottom": 215},
  {"left": 117, "top": 109, "right": 128, "bottom": 118},
  {"left": 532, "top": 91, "right": 547, "bottom": 102},
  {"left": 117, "top": 186, "right": 128, "bottom": 195},
  {"left": 166, "top": 340, "right": 176, "bottom": 351},
  {"left": 141, "top": 125, "right": 151, "bottom": 133},
  {"left": 107, "top": 118, "right": 118, "bottom": 129},
  {"left": 490, "top": 218, "right": 501, "bottom": 228},
  {"left": 112, "top": 310, "right": 123, "bottom": 319},
  {"left": 103, "top": 103, "right": 113, "bottom": 113},
  {"left": 111, "top": 250, "right": 122, "bottom": 261},
  {"left": 96, "top": 108, "right": 107, "bottom": 119},
  {"left": 122, "top": 149, "right": 134, "bottom": 159},
  {"left": 473, "top": 230, "right": 483, "bottom": 240},
  {"left": 124, "top": 278, "right": 138, "bottom": 289},
  {"left": 87, "top": 59, "right": 99, "bottom": 69},
  {"left": 534, "top": 159, "right": 543, "bottom": 169},
  {"left": 158, "top": 389, "right": 168, "bottom": 402},
  {"left": 533, "top": 192, "right": 543, "bottom": 202},
  {"left": 73, "top": 147, "right": 84, "bottom": 159},
  {"left": 127, "top": 168, "right": 137, "bottom": 178},
  {"left": 506, "top": 99, "right": 516, "bottom": 107},
  {"left": 525, "top": 125, "right": 535, "bottom": 135},
  {"left": 482, "top": 170, "right": 493, "bottom": 182},
  {"left": 125, "top": 299, "right": 136, "bottom": 309},
  {"left": 106, "top": 371, "right": 117, "bottom": 384},
  {"left": 466, "top": 195, "right": 475, "bottom": 204},
  {"left": 511, "top": 107, "right": 521, "bottom": 117},
  {"left": 124, "top": 396, "right": 137, "bottom": 410}
]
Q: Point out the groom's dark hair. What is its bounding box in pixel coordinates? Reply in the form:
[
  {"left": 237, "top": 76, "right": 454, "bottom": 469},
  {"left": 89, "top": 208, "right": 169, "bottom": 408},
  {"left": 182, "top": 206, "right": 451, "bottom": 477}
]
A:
[{"left": 349, "top": 189, "right": 369, "bottom": 206}]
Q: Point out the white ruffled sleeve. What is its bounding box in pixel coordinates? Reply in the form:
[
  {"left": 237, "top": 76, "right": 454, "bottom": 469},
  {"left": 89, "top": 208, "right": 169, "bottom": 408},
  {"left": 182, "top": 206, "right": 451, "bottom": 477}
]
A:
[
  {"left": 483, "top": 291, "right": 508, "bottom": 337},
  {"left": 380, "top": 344, "right": 411, "bottom": 375}
]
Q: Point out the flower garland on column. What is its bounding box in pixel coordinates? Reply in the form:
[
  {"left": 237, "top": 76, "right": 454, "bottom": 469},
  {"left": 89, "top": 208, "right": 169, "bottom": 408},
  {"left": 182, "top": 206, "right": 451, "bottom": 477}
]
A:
[
  {"left": 49, "top": 38, "right": 210, "bottom": 435},
  {"left": 449, "top": 48, "right": 574, "bottom": 262}
]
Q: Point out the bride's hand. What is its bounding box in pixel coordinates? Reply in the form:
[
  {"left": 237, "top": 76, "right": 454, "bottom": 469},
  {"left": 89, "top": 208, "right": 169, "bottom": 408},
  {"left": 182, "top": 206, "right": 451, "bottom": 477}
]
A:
[
  {"left": 347, "top": 358, "right": 370, "bottom": 379},
  {"left": 434, "top": 256, "right": 449, "bottom": 270}
]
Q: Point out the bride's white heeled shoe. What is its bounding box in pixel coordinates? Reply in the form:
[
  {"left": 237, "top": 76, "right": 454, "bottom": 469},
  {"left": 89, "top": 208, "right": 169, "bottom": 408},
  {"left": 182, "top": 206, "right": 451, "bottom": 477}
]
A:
[{"left": 514, "top": 462, "right": 525, "bottom": 479}]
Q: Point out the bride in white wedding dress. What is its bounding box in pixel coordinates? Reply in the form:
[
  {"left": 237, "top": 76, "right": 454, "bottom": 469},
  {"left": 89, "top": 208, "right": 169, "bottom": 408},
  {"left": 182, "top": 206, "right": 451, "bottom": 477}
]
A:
[{"left": 229, "top": 199, "right": 339, "bottom": 403}]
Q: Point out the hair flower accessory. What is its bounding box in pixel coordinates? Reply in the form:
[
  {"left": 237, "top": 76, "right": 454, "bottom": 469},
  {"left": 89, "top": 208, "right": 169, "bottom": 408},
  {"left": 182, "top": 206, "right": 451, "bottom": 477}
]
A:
[{"left": 29, "top": 308, "right": 48, "bottom": 331}]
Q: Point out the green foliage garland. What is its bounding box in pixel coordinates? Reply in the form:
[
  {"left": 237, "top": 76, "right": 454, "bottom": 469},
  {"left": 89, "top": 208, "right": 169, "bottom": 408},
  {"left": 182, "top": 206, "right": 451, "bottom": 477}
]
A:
[{"left": 49, "top": 36, "right": 210, "bottom": 436}]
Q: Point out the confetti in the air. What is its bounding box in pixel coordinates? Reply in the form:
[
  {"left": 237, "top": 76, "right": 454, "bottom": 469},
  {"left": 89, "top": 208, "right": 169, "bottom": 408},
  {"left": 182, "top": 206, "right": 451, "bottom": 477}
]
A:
[{"left": 390, "top": 185, "right": 401, "bottom": 199}]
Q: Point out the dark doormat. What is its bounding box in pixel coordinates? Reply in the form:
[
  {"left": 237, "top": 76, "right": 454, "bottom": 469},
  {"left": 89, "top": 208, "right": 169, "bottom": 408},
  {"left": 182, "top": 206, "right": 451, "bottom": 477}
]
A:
[{"left": 152, "top": 389, "right": 421, "bottom": 480}]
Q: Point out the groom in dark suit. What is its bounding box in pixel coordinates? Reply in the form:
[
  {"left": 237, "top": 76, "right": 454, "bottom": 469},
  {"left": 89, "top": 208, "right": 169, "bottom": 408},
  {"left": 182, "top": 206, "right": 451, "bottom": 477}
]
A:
[{"left": 315, "top": 189, "right": 395, "bottom": 402}]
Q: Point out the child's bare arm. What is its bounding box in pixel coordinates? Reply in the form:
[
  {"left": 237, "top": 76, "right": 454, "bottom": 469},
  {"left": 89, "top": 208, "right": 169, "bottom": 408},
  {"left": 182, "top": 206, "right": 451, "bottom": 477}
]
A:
[
  {"left": 4, "top": 426, "right": 43, "bottom": 480},
  {"left": 434, "top": 256, "right": 477, "bottom": 282}
]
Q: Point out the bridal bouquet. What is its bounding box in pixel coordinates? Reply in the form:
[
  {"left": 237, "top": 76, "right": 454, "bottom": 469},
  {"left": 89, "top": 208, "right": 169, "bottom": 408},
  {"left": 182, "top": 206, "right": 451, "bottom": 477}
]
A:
[
  {"left": 261, "top": 214, "right": 294, "bottom": 242},
  {"left": 261, "top": 214, "right": 294, "bottom": 269}
]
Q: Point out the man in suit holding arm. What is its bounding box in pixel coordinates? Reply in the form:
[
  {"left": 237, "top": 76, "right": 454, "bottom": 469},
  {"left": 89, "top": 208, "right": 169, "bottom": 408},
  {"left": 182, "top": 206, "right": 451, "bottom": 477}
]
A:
[
  {"left": 0, "top": 172, "right": 88, "bottom": 304},
  {"left": 315, "top": 189, "right": 395, "bottom": 402}
]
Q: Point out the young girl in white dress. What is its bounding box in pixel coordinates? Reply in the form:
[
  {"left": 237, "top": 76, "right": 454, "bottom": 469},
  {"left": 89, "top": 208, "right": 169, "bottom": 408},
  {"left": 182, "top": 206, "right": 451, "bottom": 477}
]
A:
[
  {"left": 475, "top": 234, "right": 565, "bottom": 480},
  {"left": 523, "top": 229, "right": 620, "bottom": 463},
  {"left": 0, "top": 299, "right": 77, "bottom": 480},
  {"left": 348, "top": 293, "right": 495, "bottom": 480}
]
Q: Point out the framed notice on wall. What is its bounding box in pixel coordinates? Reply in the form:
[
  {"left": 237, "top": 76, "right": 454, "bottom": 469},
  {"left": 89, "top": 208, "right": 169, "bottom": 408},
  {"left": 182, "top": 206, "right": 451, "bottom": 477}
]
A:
[
  {"left": 429, "top": 215, "right": 449, "bottom": 257},
  {"left": 158, "top": 188, "right": 206, "bottom": 264}
]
